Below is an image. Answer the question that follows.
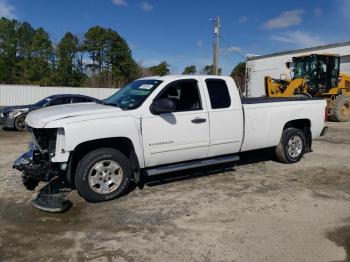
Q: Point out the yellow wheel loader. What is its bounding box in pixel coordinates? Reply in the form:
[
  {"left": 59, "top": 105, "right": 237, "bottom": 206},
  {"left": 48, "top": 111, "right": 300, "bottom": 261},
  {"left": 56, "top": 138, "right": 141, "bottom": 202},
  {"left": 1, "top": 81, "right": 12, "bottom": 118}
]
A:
[{"left": 265, "top": 54, "right": 350, "bottom": 122}]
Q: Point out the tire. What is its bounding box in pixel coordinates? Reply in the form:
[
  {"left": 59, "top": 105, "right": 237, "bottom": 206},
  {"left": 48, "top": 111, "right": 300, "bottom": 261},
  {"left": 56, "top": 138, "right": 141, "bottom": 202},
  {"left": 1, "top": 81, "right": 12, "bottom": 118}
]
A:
[
  {"left": 329, "top": 94, "right": 350, "bottom": 122},
  {"left": 14, "top": 114, "right": 26, "bottom": 131},
  {"left": 75, "top": 148, "right": 132, "bottom": 203},
  {"left": 275, "top": 128, "right": 306, "bottom": 164}
]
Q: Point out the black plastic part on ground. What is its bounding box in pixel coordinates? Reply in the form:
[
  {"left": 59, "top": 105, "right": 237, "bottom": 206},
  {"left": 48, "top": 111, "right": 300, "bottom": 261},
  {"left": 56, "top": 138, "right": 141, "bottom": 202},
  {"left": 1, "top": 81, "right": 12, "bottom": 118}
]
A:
[
  {"left": 32, "top": 194, "right": 72, "bottom": 213},
  {"left": 32, "top": 176, "right": 73, "bottom": 213}
]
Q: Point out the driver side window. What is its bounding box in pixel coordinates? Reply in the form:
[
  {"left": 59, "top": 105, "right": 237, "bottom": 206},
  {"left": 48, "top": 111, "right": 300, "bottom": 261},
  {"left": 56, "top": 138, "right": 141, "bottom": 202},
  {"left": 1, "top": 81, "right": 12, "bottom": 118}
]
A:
[
  {"left": 157, "top": 80, "right": 202, "bottom": 112},
  {"left": 47, "top": 97, "right": 72, "bottom": 106}
]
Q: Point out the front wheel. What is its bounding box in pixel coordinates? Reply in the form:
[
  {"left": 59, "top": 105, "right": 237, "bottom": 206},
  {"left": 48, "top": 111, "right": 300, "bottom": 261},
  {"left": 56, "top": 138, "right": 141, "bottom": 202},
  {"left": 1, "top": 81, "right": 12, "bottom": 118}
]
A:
[
  {"left": 75, "top": 148, "right": 133, "bottom": 202},
  {"left": 14, "top": 114, "right": 26, "bottom": 131},
  {"left": 275, "top": 128, "right": 306, "bottom": 164}
]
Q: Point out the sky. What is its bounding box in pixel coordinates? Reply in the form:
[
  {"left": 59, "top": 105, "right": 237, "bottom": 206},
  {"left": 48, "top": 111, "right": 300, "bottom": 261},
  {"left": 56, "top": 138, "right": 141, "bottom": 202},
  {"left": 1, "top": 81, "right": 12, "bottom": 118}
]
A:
[{"left": 0, "top": 0, "right": 350, "bottom": 75}]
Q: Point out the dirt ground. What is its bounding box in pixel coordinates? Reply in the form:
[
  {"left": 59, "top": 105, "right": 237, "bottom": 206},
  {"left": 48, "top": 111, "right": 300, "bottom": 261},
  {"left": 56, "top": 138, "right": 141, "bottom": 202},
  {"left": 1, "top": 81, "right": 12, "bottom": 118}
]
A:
[{"left": 0, "top": 122, "right": 350, "bottom": 262}]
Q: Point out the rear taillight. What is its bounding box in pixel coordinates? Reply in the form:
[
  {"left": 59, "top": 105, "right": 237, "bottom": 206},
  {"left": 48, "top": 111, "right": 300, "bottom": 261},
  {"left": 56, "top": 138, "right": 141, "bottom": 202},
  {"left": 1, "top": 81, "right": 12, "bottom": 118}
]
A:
[{"left": 325, "top": 106, "right": 328, "bottom": 122}]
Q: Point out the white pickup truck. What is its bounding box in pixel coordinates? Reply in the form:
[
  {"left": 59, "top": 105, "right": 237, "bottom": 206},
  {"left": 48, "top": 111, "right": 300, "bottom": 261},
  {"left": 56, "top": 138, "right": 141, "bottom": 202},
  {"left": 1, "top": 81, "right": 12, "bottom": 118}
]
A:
[{"left": 14, "top": 75, "right": 328, "bottom": 203}]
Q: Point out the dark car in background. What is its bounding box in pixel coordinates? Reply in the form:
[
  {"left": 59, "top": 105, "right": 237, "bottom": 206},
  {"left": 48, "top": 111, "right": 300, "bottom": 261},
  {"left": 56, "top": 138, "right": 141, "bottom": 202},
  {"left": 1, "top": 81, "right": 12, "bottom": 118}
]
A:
[{"left": 0, "top": 94, "right": 101, "bottom": 131}]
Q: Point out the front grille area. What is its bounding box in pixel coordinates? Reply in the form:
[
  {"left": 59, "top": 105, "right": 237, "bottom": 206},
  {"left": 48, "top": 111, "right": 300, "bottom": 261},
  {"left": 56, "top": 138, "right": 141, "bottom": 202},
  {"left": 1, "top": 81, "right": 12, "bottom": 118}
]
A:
[{"left": 32, "top": 128, "right": 57, "bottom": 155}]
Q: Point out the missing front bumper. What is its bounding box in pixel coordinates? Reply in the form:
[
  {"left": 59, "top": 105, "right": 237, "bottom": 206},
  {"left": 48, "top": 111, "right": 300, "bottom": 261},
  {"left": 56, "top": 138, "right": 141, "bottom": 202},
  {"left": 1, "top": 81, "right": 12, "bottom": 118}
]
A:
[
  {"left": 13, "top": 150, "right": 73, "bottom": 212},
  {"left": 13, "top": 150, "right": 50, "bottom": 179},
  {"left": 13, "top": 149, "right": 61, "bottom": 190}
]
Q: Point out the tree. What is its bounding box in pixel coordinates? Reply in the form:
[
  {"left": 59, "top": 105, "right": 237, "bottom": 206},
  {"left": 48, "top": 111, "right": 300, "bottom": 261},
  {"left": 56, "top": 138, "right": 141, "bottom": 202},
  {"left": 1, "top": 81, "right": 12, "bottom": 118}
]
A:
[
  {"left": 0, "top": 18, "right": 17, "bottom": 83},
  {"left": 30, "top": 28, "right": 54, "bottom": 85},
  {"left": 11, "top": 21, "right": 33, "bottom": 84},
  {"left": 84, "top": 26, "right": 140, "bottom": 87},
  {"left": 104, "top": 28, "right": 140, "bottom": 86},
  {"left": 149, "top": 61, "right": 170, "bottom": 76},
  {"left": 0, "top": 19, "right": 141, "bottom": 87},
  {"left": 84, "top": 26, "right": 105, "bottom": 79},
  {"left": 231, "top": 62, "right": 246, "bottom": 92},
  {"left": 182, "top": 65, "right": 197, "bottom": 75},
  {"left": 0, "top": 19, "right": 54, "bottom": 85},
  {"left": 55, "top": 32, "right": 85, "bottom": 86},
  {"left": 202, "top": 65, "right": 221, "bottom": 75},
  {"left": 139, "top": 63, "right": 153, "bottom": 77}
]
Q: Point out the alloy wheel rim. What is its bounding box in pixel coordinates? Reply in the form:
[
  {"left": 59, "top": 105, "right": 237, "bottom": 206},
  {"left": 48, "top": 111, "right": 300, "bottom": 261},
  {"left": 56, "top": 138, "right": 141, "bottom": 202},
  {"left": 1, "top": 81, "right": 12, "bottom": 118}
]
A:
[
  {"left": 88, "top": 160, "right": 123, "bottom": 194},
  {"left": 17, "top": 115, "right": 26, "bottom": 130},
  {"left": 341, "top": 102, "right": 350, "bottom": 117},
  {"left": 287, "top": 135, "right": 303, "bottom": 158}
]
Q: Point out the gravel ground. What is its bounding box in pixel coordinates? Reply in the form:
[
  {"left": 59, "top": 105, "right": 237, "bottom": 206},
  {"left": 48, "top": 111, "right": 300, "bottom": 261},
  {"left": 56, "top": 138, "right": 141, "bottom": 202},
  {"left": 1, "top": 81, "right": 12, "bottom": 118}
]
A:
[{"left": 0, "top": 122, "right": 350, "bottom": 262}]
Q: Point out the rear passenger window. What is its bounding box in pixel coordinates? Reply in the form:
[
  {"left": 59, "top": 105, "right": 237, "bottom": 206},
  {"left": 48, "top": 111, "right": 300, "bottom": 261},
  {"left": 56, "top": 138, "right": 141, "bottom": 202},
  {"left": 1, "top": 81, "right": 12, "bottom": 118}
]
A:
[
  {"left": 48, "top": 97, "right": 72, "bottom": 106},
  {"left": 206, "top": 79, "right": 231, "bottom": 109},
  {"left": 72, "top": 97, "right": 92, "bottom": 103}
]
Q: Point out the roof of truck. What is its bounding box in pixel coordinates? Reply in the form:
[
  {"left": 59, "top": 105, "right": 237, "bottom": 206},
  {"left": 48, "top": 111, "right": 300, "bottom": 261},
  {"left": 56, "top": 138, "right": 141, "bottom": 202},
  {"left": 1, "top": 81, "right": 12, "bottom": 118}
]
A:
[{"left": 139, "top": 75, "right": 231, "bottom": 81}]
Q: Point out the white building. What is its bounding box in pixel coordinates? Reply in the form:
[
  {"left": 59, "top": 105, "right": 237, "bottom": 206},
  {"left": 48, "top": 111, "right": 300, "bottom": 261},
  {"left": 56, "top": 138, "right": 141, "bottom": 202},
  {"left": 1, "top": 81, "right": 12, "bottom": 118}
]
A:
[{"left": 245, "top": 41, "right": 350, "bottom": 97}]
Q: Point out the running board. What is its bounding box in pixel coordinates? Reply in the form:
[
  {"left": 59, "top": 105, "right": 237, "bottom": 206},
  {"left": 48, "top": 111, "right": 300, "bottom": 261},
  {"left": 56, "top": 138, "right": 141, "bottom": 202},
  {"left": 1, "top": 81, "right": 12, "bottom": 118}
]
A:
[{"left": 144, "top": 155, "right": 239, "bottom": 176}]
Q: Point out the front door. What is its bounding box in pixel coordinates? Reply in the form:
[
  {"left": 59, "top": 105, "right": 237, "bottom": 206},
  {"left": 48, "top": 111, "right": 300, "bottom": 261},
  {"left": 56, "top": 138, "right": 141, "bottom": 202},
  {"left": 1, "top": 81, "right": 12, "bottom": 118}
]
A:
[{"left": 142, "top": 79, "right": 210, "bottom": 167}]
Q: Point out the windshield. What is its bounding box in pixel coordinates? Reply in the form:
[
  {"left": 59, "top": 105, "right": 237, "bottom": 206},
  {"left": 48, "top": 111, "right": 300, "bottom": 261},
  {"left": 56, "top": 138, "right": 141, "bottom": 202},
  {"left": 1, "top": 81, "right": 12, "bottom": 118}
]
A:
[
  {"left": 104, "top": 79, "right": 163, "bottom": 110},
  {"left": 34, "top": 97, "right": 52, "bottom": 107},
  {"left": 294, "top": 57, "right": 317, "bottom": 79}
]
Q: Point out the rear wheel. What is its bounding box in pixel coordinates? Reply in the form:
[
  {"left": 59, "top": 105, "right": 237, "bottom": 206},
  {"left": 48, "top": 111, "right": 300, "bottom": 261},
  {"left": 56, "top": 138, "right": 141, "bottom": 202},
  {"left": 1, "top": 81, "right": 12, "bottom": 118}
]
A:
[
  {"left": 275, "top": 128, "right": 306, "bottom": 164},
  {"left": 14, "top": 114, "right": 26, "bottom": 131},
  {"left": 329, "top": 94, "right": 350, "bottom": 122},
  {"left": 75, "top": 148, "right": 132, "bottom": 202}
]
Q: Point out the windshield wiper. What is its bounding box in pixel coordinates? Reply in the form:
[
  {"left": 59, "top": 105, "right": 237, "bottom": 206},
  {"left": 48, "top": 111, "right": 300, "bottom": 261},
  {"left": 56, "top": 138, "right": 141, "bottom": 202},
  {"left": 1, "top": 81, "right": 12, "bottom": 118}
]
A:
[{"left": 103, "top": 101, "right": 120, "bottom": 107}]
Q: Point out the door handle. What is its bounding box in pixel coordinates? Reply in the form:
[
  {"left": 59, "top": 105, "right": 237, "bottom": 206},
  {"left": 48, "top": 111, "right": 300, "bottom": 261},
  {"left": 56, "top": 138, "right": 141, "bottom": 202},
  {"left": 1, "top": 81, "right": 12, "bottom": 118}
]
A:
[{"left": 191, "top": 117, "right": 206, "bottom": 124}]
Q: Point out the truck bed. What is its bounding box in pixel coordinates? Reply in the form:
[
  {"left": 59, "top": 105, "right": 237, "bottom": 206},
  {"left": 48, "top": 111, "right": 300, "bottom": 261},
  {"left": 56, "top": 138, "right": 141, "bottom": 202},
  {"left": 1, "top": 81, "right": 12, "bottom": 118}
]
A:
[
  {"left": 240, "top": 96, "right": 326, "bottom": 153},
  {"left": 241, "top": 97, "right": 324, "bottom": 104}
]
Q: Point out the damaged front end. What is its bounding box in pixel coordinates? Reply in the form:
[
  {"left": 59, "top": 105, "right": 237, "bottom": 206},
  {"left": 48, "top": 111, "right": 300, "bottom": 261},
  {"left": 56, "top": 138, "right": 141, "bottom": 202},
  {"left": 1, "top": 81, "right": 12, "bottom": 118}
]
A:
[
  {"left": 13, "top": 127, "right": 73, "bottom": 212},
  {"left": 13, "top": 127, "right": 66, "bottom": 191}
]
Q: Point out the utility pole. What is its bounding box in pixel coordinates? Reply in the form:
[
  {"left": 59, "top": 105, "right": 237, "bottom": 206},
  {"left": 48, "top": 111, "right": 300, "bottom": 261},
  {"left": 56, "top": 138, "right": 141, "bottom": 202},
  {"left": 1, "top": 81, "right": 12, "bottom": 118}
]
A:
[{"left": 212, "top": 16, "right": 221, "bottom": 75}]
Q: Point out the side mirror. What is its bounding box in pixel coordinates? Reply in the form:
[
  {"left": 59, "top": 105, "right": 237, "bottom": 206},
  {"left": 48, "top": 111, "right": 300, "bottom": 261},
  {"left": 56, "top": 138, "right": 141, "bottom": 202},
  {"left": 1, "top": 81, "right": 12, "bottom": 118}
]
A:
[{"left": 150, "top": 98, "right": 176, "bottom": 114}]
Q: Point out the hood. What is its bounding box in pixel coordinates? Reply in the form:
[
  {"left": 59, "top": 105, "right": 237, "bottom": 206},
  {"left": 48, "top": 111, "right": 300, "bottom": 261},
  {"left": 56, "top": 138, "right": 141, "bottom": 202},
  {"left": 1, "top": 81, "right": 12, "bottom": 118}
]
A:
[
  {"left": 25, "top": 103, "right": 122, "bottom": 128},
  {"left": 1, "top": 104, "right": 32, "bottom": 113}
]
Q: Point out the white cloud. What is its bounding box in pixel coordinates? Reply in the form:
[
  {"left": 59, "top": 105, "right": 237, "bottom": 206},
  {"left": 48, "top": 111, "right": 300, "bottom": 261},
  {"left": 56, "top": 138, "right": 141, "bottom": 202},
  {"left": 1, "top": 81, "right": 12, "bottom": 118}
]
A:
[
  {"left": 196, "top": 40, "right": 203, "bottom": 47},
  {"left": 140, "top": 2, "right": 153, "bottom": 12},
  {"left": 271, "top": 30, "right": 323, "bottom": 47},
  {"left": 238, "top": 16, "right": 248, "bottom": 24},
  {"left": 312, "top": 7, "right": 323, "bottom": 17},
  {"left": 112, "top": 0, "right": 127, "bottom": 6},
  {"left": 0, "top": 0, "right": 16, "bottom": 19},
  {"left": 263, "top": 9, "right": 304, "bottom": 29}
]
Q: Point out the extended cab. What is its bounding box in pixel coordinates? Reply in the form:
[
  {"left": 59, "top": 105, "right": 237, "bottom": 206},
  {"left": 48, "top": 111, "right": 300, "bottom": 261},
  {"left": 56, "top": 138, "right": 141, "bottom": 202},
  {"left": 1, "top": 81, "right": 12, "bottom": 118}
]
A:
[{"left": 14, "top": 75, "right": 328, "bottom": 202}]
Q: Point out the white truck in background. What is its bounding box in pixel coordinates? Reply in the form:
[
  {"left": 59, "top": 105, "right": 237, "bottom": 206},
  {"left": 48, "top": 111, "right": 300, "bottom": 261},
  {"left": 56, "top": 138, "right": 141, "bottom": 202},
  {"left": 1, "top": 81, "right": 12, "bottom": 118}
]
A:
[{"left": 14, "top": 75, "right": 327, "bottom": 203}]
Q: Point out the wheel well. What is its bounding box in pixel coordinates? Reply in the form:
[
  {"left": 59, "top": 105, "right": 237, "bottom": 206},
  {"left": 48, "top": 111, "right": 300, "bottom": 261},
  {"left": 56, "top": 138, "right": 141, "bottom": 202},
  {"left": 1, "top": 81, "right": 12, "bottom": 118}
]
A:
[
  {"left": 67, "top": 137, "right": 140, "bottom": 186},
  {"left": 283, "top": 119, "right": 312, "bottom": 151}
]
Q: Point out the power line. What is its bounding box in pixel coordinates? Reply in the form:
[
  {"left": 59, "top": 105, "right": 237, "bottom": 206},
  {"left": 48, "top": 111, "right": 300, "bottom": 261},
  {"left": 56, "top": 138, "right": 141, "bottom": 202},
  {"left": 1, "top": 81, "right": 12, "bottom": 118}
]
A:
[{"left": 219, "top": 35, "right": 246, "bottom": 59}]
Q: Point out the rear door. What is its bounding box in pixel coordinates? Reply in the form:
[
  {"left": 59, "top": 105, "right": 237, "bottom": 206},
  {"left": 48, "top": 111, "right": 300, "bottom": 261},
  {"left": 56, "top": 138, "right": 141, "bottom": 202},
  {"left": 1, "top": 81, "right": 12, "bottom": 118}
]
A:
[
  {"left": 203, "top": 78, "right": 244, "bottom": 157},
  {"left": 142, "top": 79, "right": 210, "bottom": 167}
]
